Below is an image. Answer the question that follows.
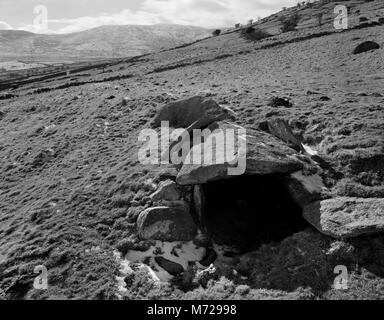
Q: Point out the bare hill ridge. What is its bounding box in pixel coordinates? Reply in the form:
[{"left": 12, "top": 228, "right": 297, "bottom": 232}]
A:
[{"left": 0, "top": 24, "right": 211, "bottom": 63}]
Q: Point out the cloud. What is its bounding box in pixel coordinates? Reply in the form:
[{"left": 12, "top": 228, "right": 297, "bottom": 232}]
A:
[
  {"left": 17, "top": 0, "right": 299, "bottom": 34},
  {"left": 0, "top": 20, "right": 14, "bottom": 30}
]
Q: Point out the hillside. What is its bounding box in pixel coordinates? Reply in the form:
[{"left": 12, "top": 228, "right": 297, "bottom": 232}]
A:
[
  {"left": 0, "top": 0, "right": 384, "bottom": 300},
  {"left": 0, "top": 24, "right": 211, "bottom": 64}
]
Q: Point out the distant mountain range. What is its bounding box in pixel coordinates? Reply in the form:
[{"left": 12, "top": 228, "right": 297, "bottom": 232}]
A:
[{"left": 0, "top": 24, "right": 212, "bottom": 63}]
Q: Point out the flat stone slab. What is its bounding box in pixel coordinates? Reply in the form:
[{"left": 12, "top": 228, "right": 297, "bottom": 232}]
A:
[
  {"left": 303, "top": 197, "right": 384, "bottom": 238},
  {"left": 177, "top": 121, "right": 304, "bottom": 185}
]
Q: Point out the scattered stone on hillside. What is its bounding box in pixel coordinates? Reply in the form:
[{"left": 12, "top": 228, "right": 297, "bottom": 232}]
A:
[
  {"left": 268, "top": 96, "right": 293, "bottom": 108},
  {"left": 353, "top": 41, "right": 380, "bottom": 55},
  {"left": 303, "top": 197, "right": 384, "bottom": 238},
  {"left": 0, "top": 93, "right": 16, "bottom": 100},
  {"left": 155, "top": 256, "right": 184, "bottom": 276},
  {"left": 286, "top": 171, "right": 324, "bottom": 208},
  {"left": 43, "top": 125, "right": 58, "bottom": 137},
  {"left": 306, "top": 90, "right": 320, "bottom": 95},
  {"left": 137, "top": 206, "right": 197, "bottom": 241},
  {"left": 151, "top": 96, "right": 236, "bottom": 129},
  {"left": 149, "top": 180, "right": 180, "bottom": 202},
  {"left": 121, "top": 97, "right": 131, "bottom": 106},
  {"left": 31, "top": 148, "right": 55, "bottom": 168},
  {"left": 267, "top": 118, "right": 304, "bottom": 152},
  {"left": 177, "top": 121, "right": 304, "bottom": 185}
]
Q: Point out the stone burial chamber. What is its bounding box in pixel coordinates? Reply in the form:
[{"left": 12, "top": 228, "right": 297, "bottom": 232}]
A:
[
  {"left": 135, "top": 96, "right": 384, "bottom": 272},
  {"left": 194, "top": 174, "right": 308, "bottom": 252},
  {"left": 137, "top": 96, "right": 326, "bottom": 254}
]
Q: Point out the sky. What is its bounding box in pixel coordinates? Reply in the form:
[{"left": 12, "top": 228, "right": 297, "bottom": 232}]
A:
[{"left": 0, "top": 0, "right": 301, "bottom": 34}]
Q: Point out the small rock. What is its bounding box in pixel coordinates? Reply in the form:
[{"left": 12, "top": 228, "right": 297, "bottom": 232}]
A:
[
  {"left": 150, "top": 180, "right": 180, "bottom": 202},
  {"left": 43, "top": 125, "right": 57, "bottom": 137},
  {"left": 353, "top": 41, "right": 380, "bottom": 55},
  {"left": 137, "top": 207, "right": 197, "bottom": 241},
  {"left": 303, "top": 197, "right": 384, "bottom": 238},
  {"left": 121, "top": 97, "right": 131, "bottom": 106},
  {"left": 31, "top": 149, "right": 55, "bottom": 168},
  {"left": 306, "top": 90, "right": 320, "bottom": 95},
  {"left": 155, "top": 257, "right": 184, "bottom": 276},
  {"left": 269, "top": 96, "right": 293, "bottom": 108}
]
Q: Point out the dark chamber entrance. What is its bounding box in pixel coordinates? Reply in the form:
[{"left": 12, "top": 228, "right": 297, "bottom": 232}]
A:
[{"left": 201, "top": 174, "right": 307, "bottom": 252}]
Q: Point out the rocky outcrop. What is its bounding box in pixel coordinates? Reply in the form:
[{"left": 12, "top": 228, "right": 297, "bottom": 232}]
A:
[
  {"left": 137, "top": 206, "right": 197, "bottom": 241},
  {"left": 177, "top": 121, "right": 304, "bottom": 185},
  {"left": 152, "top": 95, "right": 236, "bottom": 129},
  {"left": 303, "top": 197, "right": 384, "bottom": 238}
]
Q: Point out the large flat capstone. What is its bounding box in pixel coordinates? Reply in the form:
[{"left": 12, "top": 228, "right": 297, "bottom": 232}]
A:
[{"left": 176, "top": 121, "right": 304, "bottom": 185}]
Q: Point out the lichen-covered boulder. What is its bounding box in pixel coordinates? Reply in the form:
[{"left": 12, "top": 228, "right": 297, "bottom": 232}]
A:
[
  {"left": 152, "top": 96, "right": 235, "bottom": 129},
  {"left": 137, "top": 206, "right": 197, "bottom": 241}
]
